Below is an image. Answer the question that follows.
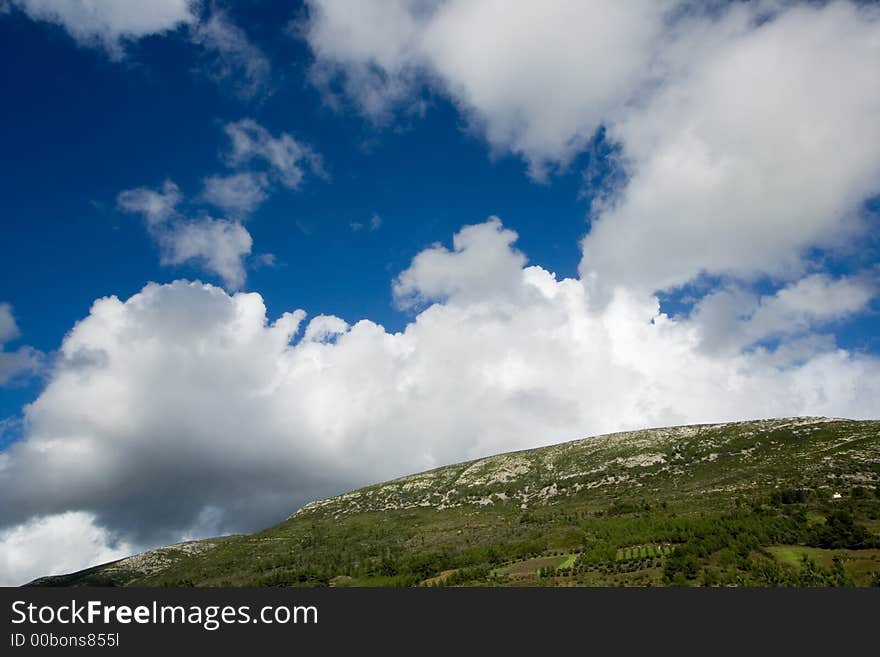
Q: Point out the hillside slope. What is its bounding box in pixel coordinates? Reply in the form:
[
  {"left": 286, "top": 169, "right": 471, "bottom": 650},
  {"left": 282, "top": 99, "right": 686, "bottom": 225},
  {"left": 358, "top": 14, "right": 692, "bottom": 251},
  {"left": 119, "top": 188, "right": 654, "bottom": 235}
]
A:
[{"left": 30, "top": 417, "right": 880, "bottom": 587}]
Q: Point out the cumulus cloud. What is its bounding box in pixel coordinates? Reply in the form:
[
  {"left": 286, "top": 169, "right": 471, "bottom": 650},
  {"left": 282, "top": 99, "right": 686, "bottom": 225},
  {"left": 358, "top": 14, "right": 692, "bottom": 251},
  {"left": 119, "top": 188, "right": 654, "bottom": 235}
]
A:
[
  {"left": 303, "top": 0, "right": 432, "bottom": 121},
  {"left": 6, "top": 0, "right": 197, "bottom": 56},
  {"left": 4, "top": 0, "right": 880, "bottom": 587},
  {"left": 223, "top": 119, "right": 327, "bottom": 189},
  {"left": 200, "top": 120, "right": 324, "bottom": 217},
  {"left": 118, "top": 119, "right": 323, "bottom": 289},
  {"left": 0, "top": 512, "right": 134, "bottom": 586},
  {"left": 0, "top": 303, "right": 43, "bottom": 386},
  {"left": 157, "top": 218, "right": 253, "bottom": 290},
  {"left": 116, "top": 179, "right": 181, "bottom": 228},
  {"left": 1, "top": 220, "right": 878, "bottom": 583},
  {"left": 117, "top": 181, "right": 253, "bottom": 290},
  {"left": 200, "top": 171, "right": 269, "bottom": 217},
  {"left": 303, "top": 1, "right": 880, "bottom": 296},
  {"left": 191, "top": 10, "right": 271, "bottom": 100},
  {"left": 303, "top": 0, "right": 670, "bottom": 177},
  {"left": 392, "top": 217, "right": 526, "bottom": 308},
  {"left": 580, "top": 1, "right": 880, "bottom": 295},
  {"left": 0, "top": 303, "right": 19, "bottom": 344},
  {"left": 692, "top": 273, "right": 877, "bottom": 355}
]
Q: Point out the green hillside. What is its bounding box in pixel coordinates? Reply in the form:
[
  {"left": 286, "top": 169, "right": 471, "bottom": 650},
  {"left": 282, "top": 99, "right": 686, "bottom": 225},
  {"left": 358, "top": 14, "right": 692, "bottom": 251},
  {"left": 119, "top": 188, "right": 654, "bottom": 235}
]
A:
[{"left": 30, "top": 417, "right": 880, "bottom": 587}]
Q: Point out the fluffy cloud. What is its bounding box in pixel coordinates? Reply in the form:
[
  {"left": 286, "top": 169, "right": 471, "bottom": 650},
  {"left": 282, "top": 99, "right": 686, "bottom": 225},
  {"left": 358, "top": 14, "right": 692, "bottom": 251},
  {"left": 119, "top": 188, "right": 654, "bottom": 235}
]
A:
[
  {"left": 0, "top": 303, "right": 43, "bottom": 386},
  {"left": 118, "top": 120, "right": 323, "bottom": 289},
  {"left": 392, "top": 217, "right": 527, "bottom": 308},
  {"left": 223, "top": 119, "right": 327, "bottom": 189},
  {"left": 202, "top": 120, "right": 324, "bottom": 216},
  {"left": 7, "top": 0, "right": 197, "bottom": 56},
  {"left": 304, "top": 0, "right": 670, "bottom": 177},
  {"left": 1, "top": 219, "right": 878, "bottom": 583},
  {"left": 0, "top": 512, "right": 134, "bottom": 586},
  {"left": 200, "top": 172, "right": 269, "bottom": 217},
  {"left": 580, "top": 1, "right": 880, "bottom": 295},
  {"left": 693, "top": 273, "right": 877, "bottom": 355},
  {"left": 0, "top": 303, "right": 19, "bottom": 344},
  {"left": 116, "top": 179, "right": 181, "bottom": 228},
  {"left": 304, "top": 1, "right": 880, "bottom": 295},
  {"left": 157, "top": 218, "right": 253, "bottom": 290},
  {"left": 4, "top": 0, "right": 879, "bottom": 587},
  {"left": 117, "top": 180, "right": 253, "bottom": 290}
]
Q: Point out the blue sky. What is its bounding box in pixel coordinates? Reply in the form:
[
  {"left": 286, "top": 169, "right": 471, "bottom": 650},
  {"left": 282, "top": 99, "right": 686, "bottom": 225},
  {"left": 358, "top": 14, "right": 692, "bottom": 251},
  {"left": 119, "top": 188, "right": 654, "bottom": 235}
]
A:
[
  {"left": 0, "top": 1, "right": 878, "bottom": 584},
  {"left": 2, "top": 2, "right": 877, "bottom": 418},
  {"left": 0, "top": 2, "right": 605, "bottom": 423}
]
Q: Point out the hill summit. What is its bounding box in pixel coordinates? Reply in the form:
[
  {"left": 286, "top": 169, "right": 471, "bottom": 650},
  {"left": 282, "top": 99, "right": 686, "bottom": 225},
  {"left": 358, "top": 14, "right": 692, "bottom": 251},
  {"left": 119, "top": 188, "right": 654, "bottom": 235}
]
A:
[{"left": 31, "top": 417, "right": 880, "bottom": 587}]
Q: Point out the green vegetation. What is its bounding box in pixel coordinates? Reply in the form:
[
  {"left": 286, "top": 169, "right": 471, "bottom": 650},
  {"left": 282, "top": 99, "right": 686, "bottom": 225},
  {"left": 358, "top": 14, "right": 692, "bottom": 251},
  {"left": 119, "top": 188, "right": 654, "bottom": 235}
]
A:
[
  {"left": 30, "top": 418, "right": 880, "bottom": 588},
  {"left": 558, "top": 554, "right": 578, "bottom": 569}
]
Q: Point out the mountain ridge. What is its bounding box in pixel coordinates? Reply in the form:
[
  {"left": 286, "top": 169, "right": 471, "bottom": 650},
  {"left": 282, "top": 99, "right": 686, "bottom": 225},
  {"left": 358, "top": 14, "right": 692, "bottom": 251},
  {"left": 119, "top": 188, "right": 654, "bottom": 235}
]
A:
[
  {"left": 290, "top": 416, "right": 852, "bottom": 519},
  {"left": 29, "top": 416, "right": 880, "bottom": 587}
]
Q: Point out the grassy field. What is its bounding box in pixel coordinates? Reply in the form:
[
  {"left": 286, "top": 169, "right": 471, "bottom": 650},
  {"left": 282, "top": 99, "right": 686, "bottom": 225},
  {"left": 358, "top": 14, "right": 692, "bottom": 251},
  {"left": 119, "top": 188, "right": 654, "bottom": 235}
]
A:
[
  {"left": 30, "top": 417, "right": 880, "bottom": 588},
  {"left": 767, "top": 545, "right": 835, "bottom": 568},
  {"left": 766, "top": 545, "right": 880, "bottom": 586}
]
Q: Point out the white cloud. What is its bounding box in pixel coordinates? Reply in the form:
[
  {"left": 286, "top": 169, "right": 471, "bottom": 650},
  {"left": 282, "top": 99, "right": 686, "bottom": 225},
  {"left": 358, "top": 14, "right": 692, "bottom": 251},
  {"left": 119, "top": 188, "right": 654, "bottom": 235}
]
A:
[
  {"left": 6, "top": 3, "right": 270, "bottom": 100},
  {"left": 224, "top": 118, "right": 326, "bottom": 189},
  {"left": 0, "top": 348, "right": 41, "bottom": 387},
  {"left": 0, "top": 512, "right": 134, "bottom": 586},
  {"left": 0, "top": 303, "right": 43, "bottom": 386},
  {"left": 303, "top": 0, "right": 432, "bottom": 121},
  {"left": 7, "top": 0, "right": 197, "bottom": 56},
  {"left": 117, "top": 119, "right": 322, "bottom": 289},
  {"left": 419, "top": 0, "right": 671, "bottom": 178},
  {"left": 192, "top": 10, "right": 271, "bottom": 100},
  {"left": 5, "top": 0, "right": 880, "bottom": 586},
  {"left": 157, "top": 218, "right": 252, "bottom": 290},
  {"left": 0, "top": 303, "right": 19, "bottom": 343},
  {"left": 304, "top": 1, "right": 880, "bottom": 295},
  {"left": 116, "top": 179, "right": 181, "bottom": 228},
  {"left": 580, "top": 1, "right": 880, "bottom": 296},
  {"left": 392, "top": 217, "right": 526, "bottom": 308},
  {"left": 1, "top": 219, "right": 877, "bottom": 583},
  {"left": 203, "top": 119, "right": 325, "bottom": 215},
  {"left": 200, "top": 171, "right": 269, "bottom": 216},
  {"left": 118, "top": 181, "right": 253, "bottom": 290},
  {"left": 302, "top": 314, "right": 348, "bottom": 343},
  {"left": 692, "top": 273, "right": 877, "bottom": 355},
  {"left": 304, "top": 0, "right": 671, "bottom": 177}
]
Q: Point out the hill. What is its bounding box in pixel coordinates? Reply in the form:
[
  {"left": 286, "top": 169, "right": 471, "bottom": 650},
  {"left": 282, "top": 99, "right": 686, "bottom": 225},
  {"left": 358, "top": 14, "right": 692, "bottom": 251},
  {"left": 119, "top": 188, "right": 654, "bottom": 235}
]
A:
[{"left": 30, "top": 417, "right": 880, "bottom": 587}]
